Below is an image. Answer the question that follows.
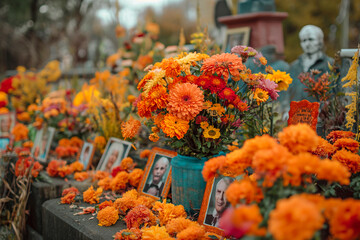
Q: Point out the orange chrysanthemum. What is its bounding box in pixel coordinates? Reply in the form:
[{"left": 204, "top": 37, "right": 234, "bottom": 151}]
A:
[
  {"left": 125, "top": 205, "right": 157, "bottom": 229},
  {"left": 152, "top": 200, "right": 187, "bottom": 226},
  {"left": 333, "top": 138, "right": 359, "bottom": 153},
  {"left": 74, "top": 171, "right": 89, "bottom": 181},
  {"left": 120, "top": 157, "right": 136, "bottom": 172},
  {"left": 137, "top": 85, "right": 168, "bottom": 118},
  {"left": 70, "top": 161, "right": 84, "bottom": 172},
  {"left": 121, "top": 116, "right": 142, "bottom": 140},
  {"left": 97, "top": 206, "right": 119, "bottom": 226},
  {"left": 165, "top": 217, "right": 194, "bottom": 235},
  {"left": 129, "top": 168, "right": 144, "bottom": 187},
  {"left": 61, "top": 192, "right": 76, "bottom": 204},
  {"left": 94, "top": 170, "right": 109, "bottom": 180},
  {"left": 158, "top": 57, "right": 181, "bottom": 78},
  {"left": 11, "top": 123, "right": 29, "bottom": 141},
  {"left": 268, "top": 195, "right": 324, "bottom": 240},
  {"left": 326, "top": 198, "right": 360, "bottom": 240},
  {"left": 311, "top": 137, "right": 337, "bottom": 158},
  {"left": 167, "top": 83, "right": 204, "bottom": 121},
  {"left": 98, "top": 177, "right": 112, "bottom": 190},
  {"left": 326, "top": 130, "right": 356, "bottom": 144},
  {"left": 225, "top": 178, "right": 263, "bottom": 206},
  {"left": 98, "top": 200, "right": 113, "bottom": 210},
  {"left": 114, "top": 228, "right": 142, "bottom": 240},
  {"left": 140, "top": 149, "right": 152, "bottom": 159},
  {"left": 160, "top": 114, "right": 189, "bottom": 140},
  {"left": 176, "top": 224, "right": 206, "bottom": 240},
  {"left": 201, "top": 53, "right": 244, "bottom": 81},
  {"left": 83, "top": 186, "right": 103, "bottom": 204},
  {"left": 141, "top": 226, "right": 170, "bottom": 240},
  {"left": 332, "top": 149, "right": 360, "bottom": 174},
  {"left": 110, "top": 171, "right": 129, "bottom": 191},
  {"left": 278, "top": 124, "right": 319, "bottom": 154}
]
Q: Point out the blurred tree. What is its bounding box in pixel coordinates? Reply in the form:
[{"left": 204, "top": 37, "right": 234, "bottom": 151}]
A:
[{"left": 276, "top": 0, "right": 360, "bottom": 62}]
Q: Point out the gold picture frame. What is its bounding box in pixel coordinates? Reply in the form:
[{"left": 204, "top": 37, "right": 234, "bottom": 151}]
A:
[{"left": 223, "top": 26, "right": 251, "bottom": 52}]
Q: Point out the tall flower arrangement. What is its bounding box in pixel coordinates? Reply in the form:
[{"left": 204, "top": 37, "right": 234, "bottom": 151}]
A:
[{"left": 136, "top": 46, "right": 292, "bottom": 158}]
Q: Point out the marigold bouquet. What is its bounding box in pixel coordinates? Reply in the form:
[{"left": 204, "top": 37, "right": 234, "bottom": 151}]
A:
[{"left": 136, "top": 46, "right": 292, "bottom": 157}]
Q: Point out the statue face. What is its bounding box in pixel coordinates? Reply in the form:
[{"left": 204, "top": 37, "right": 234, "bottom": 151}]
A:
[{"left": 300, "top": 31, "right": 322, "bottom": 55}]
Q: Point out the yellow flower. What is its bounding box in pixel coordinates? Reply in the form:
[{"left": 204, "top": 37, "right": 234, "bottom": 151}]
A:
[
  {"left": 73, "top": 84, "right": 101, "bottom": 106},
  {"left": 209, "top": 103, "right": 225, "bottom": 116},
  {"left": 341, "top": 49, "right": 358, "bottom": 88},
  {"left": 200, "top": 122, "right": 209, "bottom": 129},
  {"left": 253, "top": 88, "right": 269, "bottom": 105},
  {"left": 203, "top": 101, "right": 212, "bottom": 109},
  {"left": 203, "top": 125, "right": 221, "bottom": 139},
  {"left": 267, "top": 70, "right": 293, "bottom": 91}
]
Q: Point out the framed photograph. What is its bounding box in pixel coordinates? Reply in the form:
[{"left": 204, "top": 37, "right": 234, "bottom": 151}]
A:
[
  {"left": 31, "top": 127, "right": 56, "bottom": 163},
  {"left": 0, "top": 112, "right": 16, "bottom": 137},
  {"left": 138, "top": 147, "right": 177, "bottom": 200},
  {"left": 0, "top": 137, "right": 10, "bottom": 151},
  {"left": 198, "top": 175, "right": 235, "bottom": 235},
  {"left": 77, "top": 141, "right": 95, "bottom": 170},
  {"left": 96, "top": 137, "right": 132, "bottom": 172},
  {"left": 223, "top": 27, "right": 251, "bottom": 52}
]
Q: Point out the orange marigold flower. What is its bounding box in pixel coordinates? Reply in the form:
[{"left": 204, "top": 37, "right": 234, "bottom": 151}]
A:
[
  {"left": 327, "top": 130, "right": 356, "bottom": 143},
  {"left": 70, "top": 136, "right": 83, "bottom": 148},
  {"left": 268, "top": 195, "right": 324, "bottom": 240},
  {"left": 202, "top": 156, "right": 226, "bottom": 181},
  {"left": 62, "top": 187, "right": 79, "bottom": 196},
  {"left": 137, "top": 85, "right": 168, "bottom": 118},
  {"left": 278, "top": 123, "right": 319, "bottom": 154},
  {"left": 46, "top": 160, "right": 66, "bottom": 177},
  {"left": 94, "top": 170, "right": 109, "bottom": 180},
  {"left": 22, "top": 141, "right": 33, "bottom": 148},
  {"left": 315, "top": 158, "right": 350, "bottom": 185},
  {"left": 61, "top": 192, "right": 76, "bottom": 204},
  {"left": 97, "top": 206, "right": 119, "bottom": 226},
  {"left": 326, "top": 198, "right": 360, "bottom": 240},
  {"left": 201, "top": 53, "right": 244, "bottom": 81},
  {"left": 167, "top": 83, "right": 204, "bottom": 121},
  {"left": 70, "top": 161, "right": 84, "bottom": 172},
  {"left": 333, "top": 138, "right": 359, "bottom": 153},
  {"left": 176, "top": 224, "right": 205, "bottom": 240},
  {"left": 141, "top": 226, "right": 170, "bottom": 240},
  {"left": 94, "top": 136, "right": 106, "bottom": 151},
  {"left": 332, "top": 149, "right": 360, "bottom": 174},
  {"left": 74, "top": 171, "right": 89, "bottom": 181},
  {"left": 11, "top": 123, "right": 29, "bottom": 141},
  {"left": 140, "top": 149, "right": 152, "bottom": 159},
  {"left": 149, "top": 133, "right": 160, "bottom": 142},
  {"left": 160, "top": 114, "right": 189, "bottom": 140},
  {"left": 17, "top": 112, "right": 31, "bottom": 122},
  {"left": 225, "top": 178, "right": 263, "bottom": 206},
  {"left": 136, "top": 196, "right": 156, "bottom": 209},
  {"left": 114, "top": 196, "right": 138, "bottom": 215},
  {"left": 57, "top": 165, "right": 73, "bottom": 178},
  {"left": 83, "top": 186, "right": 103, "bottom": 204},
  {"left": 253, "top": 88, "right": 269, "bottom": 105},
  {"left": 125, "top": 205, "right": 157, "bottom": 229},
  {"left": 165, "top": 217, "right": 194, "bottom": 235},
  {"left": 129, "top": 168, "right": 144, "bottom": 187},
  {"left": 110, "top": 171, "right": 129, "bottom": 191},
  {"left": 152, "top": 200, "right": 187, "bottom": 226},
  {"left": 120, "top": 157, "right": 136, "bottom": 172},
  {"left": 311, "top": 137, "right": 337, "bottom": 158},
  {"left": 121, "top": 116, "right": 142, "bottom": 140},
  {"left": 98, "top": 177, "right": 112, "bottom": 190},
  {"left": 114, "top": 228, "right": 142, "bottom": 240},
  {"left": 59, "top": 138, "right": 71, "bottom": 147},
  {"left": 158, "top": 57, "right": 181, "bottom": 78}
]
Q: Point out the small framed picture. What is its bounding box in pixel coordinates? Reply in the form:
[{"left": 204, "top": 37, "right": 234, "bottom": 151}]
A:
[
  {"left": 198, "top": 175, "right": 235, "bottom": 235},
  {"left": 0, "top": 137, "right": 10, "bottom": 151},
  {"left": 223, "top": 26, "right": 251, "bottom": 53},
  {"left": 0, "top": 112, "right": 16, "bottom": 137},
  {"left": 77, "top": 141, "right": 95, "bottom": 170},
  {"left": 138, "top": 147, "right": 177, "bottom": 200},
  {"left": 96, "top": 137, "right": 132, "bottom": 172},
  {"left": 31, "top": 127, "right": 56, "bottom": 163}
]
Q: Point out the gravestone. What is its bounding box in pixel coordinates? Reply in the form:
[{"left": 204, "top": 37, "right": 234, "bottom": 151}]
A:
[{"left": 288, "top": 100, "right": 320, "bottom": 130}]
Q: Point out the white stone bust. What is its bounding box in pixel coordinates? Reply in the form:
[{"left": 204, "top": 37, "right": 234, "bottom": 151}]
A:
[{"left": 299, "top": 25, "right": 324, "bottom": 72}]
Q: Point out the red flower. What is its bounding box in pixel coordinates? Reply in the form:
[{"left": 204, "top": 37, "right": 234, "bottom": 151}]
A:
[
  {"left": 209, "top": 76, "right": 226, "bottom": 93},
  {"left": 219, "top": 87, "right": 237, "bottom": 102},
  {"left": 0, "top": 76, "right": 15, "bottom": 93},
  {"left": 111, "top": 166, "right": 124, "bottom": 177},
  {"left": 195, "top": 75, "right": 211, "bottom": 90},
  {"left": 195, "top": 115, "right": 208, "bottom": 124}
]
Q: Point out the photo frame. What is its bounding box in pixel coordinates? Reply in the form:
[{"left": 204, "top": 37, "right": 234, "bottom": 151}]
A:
[
  {"left": 31, "top": 127, "right": 56, "bottom": 163},
  {"left": 96, "top": 137, "right": 132, "bottom": 173},
  {"left": 138, "top": 147, "right": 177, "bottom": 200},
  {"left": 223, "top": 27, "right": 251, "bottom": 53},
  {"left": 0, "top": 112, "right": 16, "bottom": 137},
  {"left": 198, "top": 175, "right": 235, "bottom": 235},
  {"left": 77, "top": 141, "right": 95, "bottom": 170},
  {"left": 0, "top": 136, "right": 10, "bottom": 151}
]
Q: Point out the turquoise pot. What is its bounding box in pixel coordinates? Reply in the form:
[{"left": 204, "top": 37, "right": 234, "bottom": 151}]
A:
[{"left": 171, "top": 152, "right": 224, "bottom": 212}]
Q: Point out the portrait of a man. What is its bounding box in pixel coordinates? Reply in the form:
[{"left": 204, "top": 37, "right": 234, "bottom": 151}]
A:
[
  {"left": 79, "top": 142, "right": 94, "bottom": 170},
  {"left": 0, "top": 113, "right": 15, "bottom": 137},
  {"left": 204, "top": 177, "right": 234, "bottom": 228},
  {"left": 143, "top": 155, "right": 170, "bottom": 197},
  {"left": 96, "top": 138, "right": 131, "bottom": 173},
  {"left": 31, "top": 127, "right": 55, "bottom": 163}
]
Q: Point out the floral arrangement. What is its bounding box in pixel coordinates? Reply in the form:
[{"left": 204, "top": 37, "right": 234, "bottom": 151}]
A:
[
  {"left": 136, "top": 46, "right": 292, "bottom": 157},
  {"left": 202, "top": 123, "right": 360, "bottom": 239},
  {"left": 54, "top": 137, "right": 83, "bottom": 159}
]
